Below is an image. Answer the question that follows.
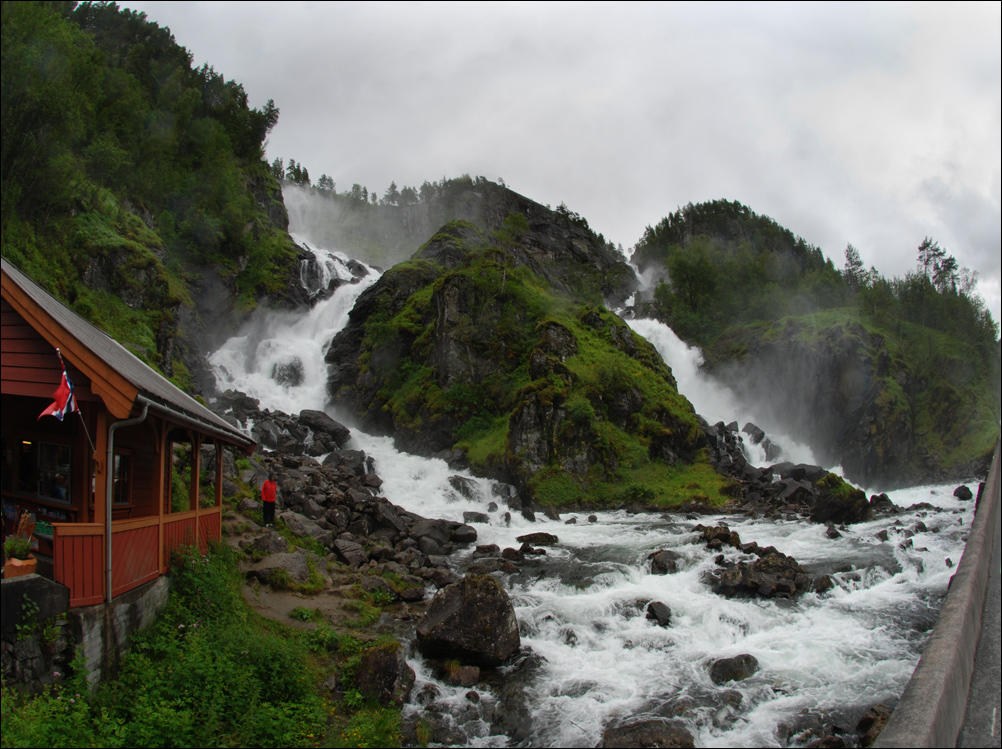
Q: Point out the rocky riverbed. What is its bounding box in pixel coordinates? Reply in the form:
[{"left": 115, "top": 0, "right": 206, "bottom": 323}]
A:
[{"left": 210, "top": 387, "right": 980, "bottom": 747}]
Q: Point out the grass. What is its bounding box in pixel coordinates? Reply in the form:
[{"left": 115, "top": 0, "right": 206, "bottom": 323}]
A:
[{"left": 1, "top": 545, "right": 404, "bottom": 748}]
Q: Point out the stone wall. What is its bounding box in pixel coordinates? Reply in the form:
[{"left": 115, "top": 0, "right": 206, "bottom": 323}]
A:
[
  {"left": 1, "top": 573, "right": 171, "bottom": 691},
  {"left": 0, "top": 574, "right": 72, "bottom": 693}
]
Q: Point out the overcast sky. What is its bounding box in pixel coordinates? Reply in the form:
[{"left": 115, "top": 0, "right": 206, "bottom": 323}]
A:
[{"left": 126, "top": 1, "right": 1001, "bottom": 322}]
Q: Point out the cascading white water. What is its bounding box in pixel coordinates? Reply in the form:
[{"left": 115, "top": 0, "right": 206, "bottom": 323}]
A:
[
  {"left": 208, "top": 240, "right": 378, "bottom": 415},
  {"left": 209, "top": 241, "right": 976, "bottom": 748},
  {"left": 628, "top": 318, "right": 818, "bottom": 468}
]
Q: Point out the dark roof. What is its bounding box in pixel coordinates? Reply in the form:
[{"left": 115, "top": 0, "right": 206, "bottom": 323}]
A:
[{"left": 2, "top": 257, "right": 253, "bottom": 449}]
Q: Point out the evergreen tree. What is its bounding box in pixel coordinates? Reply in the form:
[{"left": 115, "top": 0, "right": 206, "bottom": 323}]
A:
[{"left": 843, "top": 243, "right": 865, "bottom": 291}]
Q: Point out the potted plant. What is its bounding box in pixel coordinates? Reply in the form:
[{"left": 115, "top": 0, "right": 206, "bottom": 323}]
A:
[{"left": 3, "top": 536, "right": 37, "bottom": 578}]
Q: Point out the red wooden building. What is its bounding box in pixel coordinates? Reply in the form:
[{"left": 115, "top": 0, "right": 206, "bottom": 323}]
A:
[{"left": 2, "top": 257, "right": 254, "bottom": 607}]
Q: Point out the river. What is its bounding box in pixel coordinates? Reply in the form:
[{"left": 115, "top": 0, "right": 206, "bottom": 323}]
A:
[{"left": 208, "top": 240, "right": 975, "bottom": 747}]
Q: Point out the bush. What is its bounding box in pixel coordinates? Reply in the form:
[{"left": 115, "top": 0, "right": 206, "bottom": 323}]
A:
[{"left": 4, "top": 537, "right": 31, "bottom": 560}]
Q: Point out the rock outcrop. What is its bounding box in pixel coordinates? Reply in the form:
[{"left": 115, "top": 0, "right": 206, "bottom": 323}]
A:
[
  {"left": 601, "top": 718, "right": 695, "bottom": 748},
  {"left": 705, "top": 317, "right": 995, "bottom": 489},
  {"left": 324, "top": 207, "right": 703, "bottom": 506}
]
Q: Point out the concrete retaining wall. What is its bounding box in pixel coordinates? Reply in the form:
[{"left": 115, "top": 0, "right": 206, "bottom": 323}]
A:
[
  {"left": 874, "top": 438, "right": 1001, "bottom": 748},
  {"left": 67, "top": 575, "right": 171, "bottom": 686}
]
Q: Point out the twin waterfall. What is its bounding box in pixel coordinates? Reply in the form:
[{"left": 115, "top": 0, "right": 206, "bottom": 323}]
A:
[{"left": 209, "top": 240, "right": 972, "bottom": 747}]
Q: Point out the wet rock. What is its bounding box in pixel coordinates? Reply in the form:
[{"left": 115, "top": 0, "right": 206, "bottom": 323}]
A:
[
  {"left": 711, "top": 550, "right": 812, "bottom": 598},
  {"left": 742, "top": 422, "right": 766, "bottom": 445},
  {"left": 487, "top": 501, "right": 499, "bottom": 512},
  {"left": 238, "top": 497, "right": 262, "bottom": 514},
  {"left": 373, "top": 502, "right": 408, "bottom": 533},
  {"left": 953, "top": 485, "right": 973, "bottom": 501},
  {"left": 298, "top": 409, "right": 351, "bottom": 447},
  {"left": 354, "top": 641, "right": 415, "bottom": 707},
  {"left": 409, "top": 519, "right": 452, "bottom": 547},
  {"left": 700, "top": 524, "right": 743, "bottom": 550},
  {"left": 417, "top": 566, "right": 462, "bottom": 588},
  {"left": 709, "top": 653, "right": 759, "bottom": 684},
  {"left": 588, "top": 514, "right": 598, "bottom": 523},
  {"left": 856, "top": 703, "right": 892, "bottom": 747},
  {"left": 601, "top": 718, "right": 695, "bottom": 748},
  {"left": 869, "top": 493, "right": 895, "bottom": 515},
  {"left": 463, "top": 511, "right": 491, "bottom": 525},
  {"left": 649, "top": 549, "right": 681, "bottom": 575},
  {"left": 416, "top": 574, "right": 521, "bottom": 667},
  {"left": 811, "top": 575, "right": 835, "bottom": 594},
  {"left": 474, "top": 544, "right": 500, "bottom": 557},
  {"left": 543, "top": 506, "right": 561, "bottom": 521},
  {"left": 251, "top": 530, "right": 290, "bottom": 555},
  {"left": 646, "top": 601, "right": 672, "bottom": 627},
  {"left": 874, "top": 529, "right": 889, "bottom": 542},
  {"left": 467, "top": 559, "right": 519, "bottom": 575},
  {"left": 333, "top": 539, "right": 368, "bottom": 568},
  {"left": 249, "top": 549, "right": 316, "bottom": 586},
  {"left": 278, "top": 511, "right": 332, "bottom": 544},
  {"left": 360, "top": 575, "right": 398, "bottom": 600},
  {"left": 516, "top": 532, "right": 559, "bottom": 546},
  {"left": 445, "top": 663, "right": 480, "bottom": 687},
  {"left": 502, "top": 547, "right": 525, "bottom": 562},
  {"left": 521, "top": 507, "right": 536, "bottom": 522},
  {"left": 565, "top": 517, "right": 577, "bottom": 524},
  {"left": 449, "top": 475, "right": 479, "bottom": 499},
  {"left": 400, "top": 586, "right": 426, "bottom": 602},
  {"left": 825, "top": 523, "right": 842, "bottom": 540},
  {"left": 519, "top": 543, "right": 547, "bottom": 556},
  {"left": 452, "top": 524, "right": 478, "bottom": 544}
]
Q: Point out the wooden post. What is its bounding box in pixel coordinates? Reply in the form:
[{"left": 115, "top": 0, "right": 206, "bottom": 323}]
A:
[
  {"left": 215, "top": 440, "right": 223, "bottom": 508},
  {"left": 190, "top": 433, "right": 200, "bottom": 550}
]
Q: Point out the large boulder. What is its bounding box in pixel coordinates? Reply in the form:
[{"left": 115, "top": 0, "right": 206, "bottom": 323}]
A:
[
  {"left": 298, "top": 409, "right": 351, "bottom": 447},
  {"left": 354, "top": 641, "right": 415, "bottom": 707},
  {"left": 248, "top": 549, "right": 317, "bottom": 586},
  {"left": 416, "top": 574, "right": 521, "bottom": 667},
  {"left": 811, "top": 473, "right": 872, "bottom": 525},
  {"left": 601, "top": 718, "right": 694, "bottom": 748},
  {"left": 649, "top": 549, "right": 681, "bottom": 575},
  {"left": 278, "top": 511, "right": 333, "bottom": 545}
]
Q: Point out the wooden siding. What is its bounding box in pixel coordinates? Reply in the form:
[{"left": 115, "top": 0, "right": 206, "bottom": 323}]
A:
[
  {"left": 111, "top": 520, "right": 160, "bottom": 597},
  {"left": 1, "top": 299, "right": 95, "bottom": 400},
  {"left": 197, "top": 509, "right": 221, "bottom": 553},
  {"left": 53, "top": 524, "right": 104, "bottom": 607},
  {"left": 116, "top": 421, "right": 161, "bottom": 517},
  {"left": 163, "top": 514, "right": 197, "bottom": 567}
]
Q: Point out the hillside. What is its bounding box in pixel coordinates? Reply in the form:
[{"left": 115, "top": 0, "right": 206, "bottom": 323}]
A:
[
  {"left": 324, "top": 197, "right": 729, "bottom": 508},
  {"left": 632, "top": 200, "right": 1000, "bottom": 488},
  {"left": 1, "top": 1, "right": 304, "bottom": 390}
]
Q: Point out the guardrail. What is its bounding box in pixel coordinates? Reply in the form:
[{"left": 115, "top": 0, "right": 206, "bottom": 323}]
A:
[{"left": 874, "top": 437, "right": 1001, "bottom": 748}]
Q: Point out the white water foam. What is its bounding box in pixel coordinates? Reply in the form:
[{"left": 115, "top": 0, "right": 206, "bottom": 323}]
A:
[{"left": 207, "top": 244, "right": 977, "bottom": 747}]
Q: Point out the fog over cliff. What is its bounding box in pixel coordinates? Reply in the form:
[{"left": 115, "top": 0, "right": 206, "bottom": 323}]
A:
[{"left": 126, "top": 1, "right": 1001, "bottom": 322}]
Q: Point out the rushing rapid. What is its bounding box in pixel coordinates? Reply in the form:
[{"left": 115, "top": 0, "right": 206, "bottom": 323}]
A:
[{"left": 209, "top": 241, "right": 976, "bottom": 747}]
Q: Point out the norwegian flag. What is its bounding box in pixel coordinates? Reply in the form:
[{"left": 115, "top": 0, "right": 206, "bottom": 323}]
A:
[{"left": 39, "top": 359, "right": 77, "bottom": 421}]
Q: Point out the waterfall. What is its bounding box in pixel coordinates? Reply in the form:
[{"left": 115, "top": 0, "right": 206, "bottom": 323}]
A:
[{"left": 208, "top": 241, "right": 974, "bottom": 748}]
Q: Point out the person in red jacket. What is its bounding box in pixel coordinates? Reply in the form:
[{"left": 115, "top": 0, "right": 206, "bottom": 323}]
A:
[{"left": 261, "top": 472, "right": 277, "bottom": 527}]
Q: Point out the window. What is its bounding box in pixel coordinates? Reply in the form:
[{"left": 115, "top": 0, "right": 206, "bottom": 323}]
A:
[
  {"left": 17, "top": 440, "right": 71, "bottom": 503},
  {"left": 113, "top": 452, "right": 132, "bottom": 505}
]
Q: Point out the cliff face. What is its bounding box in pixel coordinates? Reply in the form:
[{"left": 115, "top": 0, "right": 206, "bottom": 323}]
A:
[
  {"left": 708, "top": 313, "right": 996, "bottom": 489},
  {"left": 325, "top": 208, "right": 711, "bottom": 507}
]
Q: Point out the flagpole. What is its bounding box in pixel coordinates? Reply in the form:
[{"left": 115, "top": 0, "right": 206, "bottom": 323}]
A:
[{"left": 55, "top": 348, "right": 96, "bottom": 454}]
